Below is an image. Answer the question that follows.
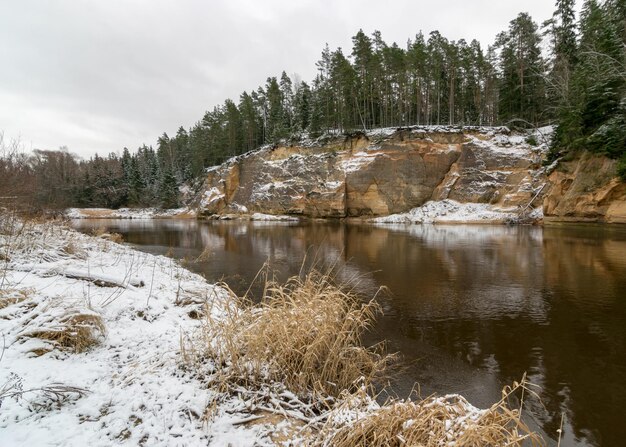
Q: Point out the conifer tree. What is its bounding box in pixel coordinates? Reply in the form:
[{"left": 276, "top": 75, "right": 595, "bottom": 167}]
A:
[
  {"left": 496, "top": 13, "right": 546, "bottom": 126},
  {"left": 159, "top": 167, "right": 179, "bottom": 209}
]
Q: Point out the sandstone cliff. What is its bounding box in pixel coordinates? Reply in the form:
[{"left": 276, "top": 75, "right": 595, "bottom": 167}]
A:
[
  {"left": 543, "top": 152, "right": 626, "bottom": 224},
  {"left": 195, "top": 127, "right": 549, "bottom": 221}
]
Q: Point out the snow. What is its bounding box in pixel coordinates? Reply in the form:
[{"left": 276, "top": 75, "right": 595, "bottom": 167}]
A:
[
  {"left": 339, "top": 152, "right": 376, "bottom": 173},
  {"left": 200, "top": 187, "right": 225, "bottom": 209},
  {"left": 0, "top": 217, "right": 274, "bottom": 446},
  {"left": 66, "top": 208, "right": 196, "bottom": 220},
  {"left": 373, "top": 199, "right": 519, "bottom": 224},
  {"left": 250, "top": 213, "right": 299, "bottom": 222}
]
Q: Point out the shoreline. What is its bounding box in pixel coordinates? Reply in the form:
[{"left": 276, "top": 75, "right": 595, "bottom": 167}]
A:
[{"left": 68, "top": 206, "right": 626, "bottom": 226}]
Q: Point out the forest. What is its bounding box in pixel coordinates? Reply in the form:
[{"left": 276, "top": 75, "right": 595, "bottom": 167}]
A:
[{"left": 1, "top": 0, "right": 624, "bottom": 210}]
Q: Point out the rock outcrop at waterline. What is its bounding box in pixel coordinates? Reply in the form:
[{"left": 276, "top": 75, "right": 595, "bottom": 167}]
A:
[
  {"left": 543, "top": 152, "right": 626, "bottom": 224},
  {"left": 195, "top": 127, "right": 550, "bottom": 220}
]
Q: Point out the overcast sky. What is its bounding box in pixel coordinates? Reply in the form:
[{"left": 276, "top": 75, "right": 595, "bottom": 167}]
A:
[{"left": 0, "top": 0, "right": 573, "bottom": 158}]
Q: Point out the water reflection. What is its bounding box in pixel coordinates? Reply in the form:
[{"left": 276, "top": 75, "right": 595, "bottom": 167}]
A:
[{"left": 72, "top": 219, "right": 626, "bottom": 447}]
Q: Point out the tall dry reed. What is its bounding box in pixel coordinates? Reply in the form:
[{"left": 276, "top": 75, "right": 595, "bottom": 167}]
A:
[{"left": 184, "top": 270, "right": 392, "bottom": 399}]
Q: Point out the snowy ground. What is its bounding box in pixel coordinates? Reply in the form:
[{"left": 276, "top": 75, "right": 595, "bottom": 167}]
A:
[
  {"left": 0, "top": 217, "right": 283, "bottom": 446},
  {"left": 65, "top": 208, "right": 197, "bottom": 220},
  {"left": 372, "top": 199, "right": 543, "bottom": 224}
]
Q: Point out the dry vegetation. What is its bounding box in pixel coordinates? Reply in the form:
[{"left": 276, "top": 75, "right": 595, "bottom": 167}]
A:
[
  {"left": 183, "top": 271, "right": 391, "bottom": 399},
  {"left": 0, "top": 288, "right": 32, "bottom": 310},
  {"left": 183, "top": 270, "right": 544, "bottom": 446},
  {"left": 1, "top": 214, "right": 106, "bottom": 354},
  {"left": 318, "top": 381, "right": 542, "bottom": 447},
  {"left": 19, "top": 309, "right": 106, "bottom": 354}
]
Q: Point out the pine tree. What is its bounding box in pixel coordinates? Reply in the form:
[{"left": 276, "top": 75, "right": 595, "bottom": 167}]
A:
[
  {"left": 239, "top": 91, "right": 262, "bottom": 150},
  {"left": 279, "top": 72, "right": 294, "bottom": 135},
  {"left": 496, "top": 13, "right": 547, "bottom": 126},
  {"left": 128, "top": 157, "right": 146, "bottom": 206},
  {"left": 265, "top": 77, "right": 286, "bottom": 142}
]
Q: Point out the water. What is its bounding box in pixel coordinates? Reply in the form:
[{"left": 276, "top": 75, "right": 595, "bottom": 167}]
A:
[{"left": 72, "top": 219, "right": 626, "bottom": 446}]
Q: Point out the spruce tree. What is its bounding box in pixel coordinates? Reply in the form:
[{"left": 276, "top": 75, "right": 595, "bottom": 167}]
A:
[
  {"left": 159, "top": 168, "right": 179, "bottom": 209},
  {"left": 293, "top": 81, "right": 311, "bottom": 133}
]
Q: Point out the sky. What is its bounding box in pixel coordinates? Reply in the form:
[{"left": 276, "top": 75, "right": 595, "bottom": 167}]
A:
[{"left": 0, "top": 0, "right": 574, "bottom": 158}]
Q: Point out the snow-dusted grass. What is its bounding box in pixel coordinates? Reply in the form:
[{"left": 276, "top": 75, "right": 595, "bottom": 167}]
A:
[
  {"left": 319, "top": 380, "right": 542, "bottom": 447},
  {"left": 0, "top": 215, "right": 543, "bottom": 446},
  {"left": 0, "top": 215, "right": 272, "bottom": 446}
]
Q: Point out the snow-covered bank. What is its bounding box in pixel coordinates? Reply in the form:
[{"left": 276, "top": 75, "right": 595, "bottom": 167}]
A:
[
  {"left": 0, "top": 217, "right": 278, "bottom": 446},
  {"left": 65, "top": 207, "right": 197, "bottom": 219},
  {"left": 372, "top": 199, "right": 543, "bottom": 224}
]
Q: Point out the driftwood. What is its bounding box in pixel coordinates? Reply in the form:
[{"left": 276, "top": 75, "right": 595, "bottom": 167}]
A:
[
  {"left": 63, "top": 271, "right": 143, "bottom": 289},
  {"left": 11, "top": 265, "right": 144, "bottom": 289}
]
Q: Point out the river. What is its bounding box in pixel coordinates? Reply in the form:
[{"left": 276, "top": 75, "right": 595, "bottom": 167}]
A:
[{"left": 72, "top": 219, "right": 626, "bottom": 447}]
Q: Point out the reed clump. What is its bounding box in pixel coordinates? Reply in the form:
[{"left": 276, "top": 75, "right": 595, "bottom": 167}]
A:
[
  {"left": 316, "top": 379, "right": 543, "bottom": 447},
  {"left": 185, "top": 270, "right": 391, "bottom": 399}
]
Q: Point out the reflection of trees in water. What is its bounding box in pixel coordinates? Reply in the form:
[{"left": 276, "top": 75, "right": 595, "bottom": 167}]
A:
[
  {"left": 343, "top": 224, "right": 626, "bottom": 446},
  {"left": 538, "top": 229, "right": 626, "bottom": 447}
]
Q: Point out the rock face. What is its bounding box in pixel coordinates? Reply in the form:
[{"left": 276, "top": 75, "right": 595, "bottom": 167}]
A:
[
  {"left": 543, "top": 152, "right": 626, "bottom": 224},
  {"left": 196, "top": 127, "right": 549, "bottom": 219}
]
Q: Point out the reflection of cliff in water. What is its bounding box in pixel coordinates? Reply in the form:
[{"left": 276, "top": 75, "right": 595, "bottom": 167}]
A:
[
  {"left": 71, "top": 219, "right": 626, "bottom": 447},
  {"left": 538, "top": 227, "right": 626, "bottom": 446},
  {"left": 345, "top": 224, "right": 626, "bottom": 447}
]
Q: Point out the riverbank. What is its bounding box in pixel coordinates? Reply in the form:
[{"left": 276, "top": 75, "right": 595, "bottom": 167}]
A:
[
  {"left": 65, "top": 200, "right": 542, "bottom": 225},
  {"left": 1, "top": 215, "right": 542, "bottom": 445}
]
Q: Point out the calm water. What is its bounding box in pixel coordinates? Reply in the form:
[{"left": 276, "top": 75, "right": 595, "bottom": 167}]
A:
[{"left": 72, "top": 219, "right": 626, "bottom": 447}]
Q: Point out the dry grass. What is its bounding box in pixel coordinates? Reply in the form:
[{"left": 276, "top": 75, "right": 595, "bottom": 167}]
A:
[
  {"left": 21, "top": 309, "right": 106, "bottom": 353},
  {"left": 183, "top": 270, "right": 392, "bottom": 399},
  {"left": 316, "top": 379, "right": 543, "bottom": 447},
  {"left": 183, "top": 270, "right": 543, "bottom": 445},
  {"left": 0, "top": 288, "right": 33, "bottom": 309},
  {"left": 91, "top": 225, "right": 107, "bottom": 237},
  {"left": 98, "top": 232, "right": 124, "bottom": 244},
  {"left": 194, "top": 246, "right": 212, "bottom": 262},
  {"left": 62, "top": 240, "right": 87, "bottom": 259}
]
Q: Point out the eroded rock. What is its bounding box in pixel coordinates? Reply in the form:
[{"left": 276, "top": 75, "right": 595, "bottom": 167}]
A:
[{"left": 196, "top": 127, "right": 551, "bottom": 219}]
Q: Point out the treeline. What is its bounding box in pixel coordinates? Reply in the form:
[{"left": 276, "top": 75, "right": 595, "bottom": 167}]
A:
[
  {"left": 2, "top": 0, "right": 624, "bottom": 211},
  {"left": 0, "top": 138, "right": 182, "bottom": 210}
]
